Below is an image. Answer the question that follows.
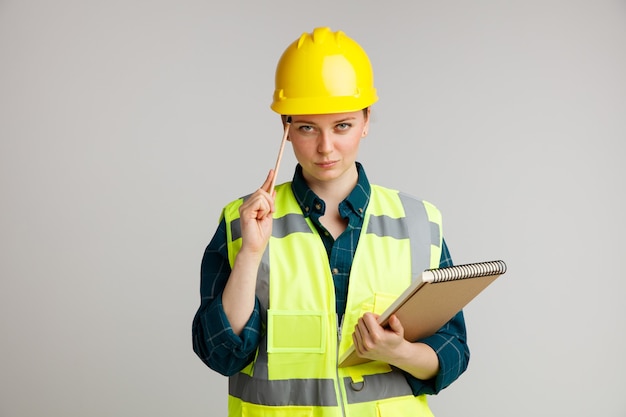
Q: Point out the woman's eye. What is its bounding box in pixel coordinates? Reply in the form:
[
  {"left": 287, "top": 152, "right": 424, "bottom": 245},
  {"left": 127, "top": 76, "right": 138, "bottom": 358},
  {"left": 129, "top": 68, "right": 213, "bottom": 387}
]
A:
[
  {"left": 298, "top": 125, "right": 314, "bottom": 133},
  {"left": 336, "top": 123, "right": 352, "bottom": 131}
]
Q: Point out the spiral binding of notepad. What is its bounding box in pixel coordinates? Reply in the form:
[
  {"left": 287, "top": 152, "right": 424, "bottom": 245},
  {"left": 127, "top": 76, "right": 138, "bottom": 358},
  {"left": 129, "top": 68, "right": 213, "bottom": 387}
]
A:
[{"left": 427, "top": 260, "right": 507, "bottom": 283}]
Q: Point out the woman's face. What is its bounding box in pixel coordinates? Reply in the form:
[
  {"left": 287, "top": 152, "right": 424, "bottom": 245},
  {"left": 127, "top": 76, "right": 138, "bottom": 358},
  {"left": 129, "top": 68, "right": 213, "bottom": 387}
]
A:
[{"left": 287, "top": 110, "right": 369, "bottom": 186}]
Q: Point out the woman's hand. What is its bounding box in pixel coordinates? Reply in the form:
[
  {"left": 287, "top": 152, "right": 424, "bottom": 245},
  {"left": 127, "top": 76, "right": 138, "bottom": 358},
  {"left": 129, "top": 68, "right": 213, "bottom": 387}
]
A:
[
  {"left": 352, "top": 312, "right": 440, "bottom": 380},
  {"left": 353, "top": 313, "right": 407, "bottom": 363},
  {"left": 238, "top": 169, "right": 276, "bottom": 259}
]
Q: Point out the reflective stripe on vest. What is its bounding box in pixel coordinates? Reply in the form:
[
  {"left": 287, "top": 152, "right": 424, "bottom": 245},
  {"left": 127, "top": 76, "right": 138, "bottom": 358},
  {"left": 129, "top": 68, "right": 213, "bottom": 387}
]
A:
[{"left": 223, "top": 182, "right": 442, "bottom": 416}]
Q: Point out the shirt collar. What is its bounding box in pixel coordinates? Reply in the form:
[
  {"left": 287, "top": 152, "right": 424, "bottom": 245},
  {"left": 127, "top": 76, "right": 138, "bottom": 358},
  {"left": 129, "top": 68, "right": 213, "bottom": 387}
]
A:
[{"left": 291, "top": 162, "right": 371, "bottom": 219}]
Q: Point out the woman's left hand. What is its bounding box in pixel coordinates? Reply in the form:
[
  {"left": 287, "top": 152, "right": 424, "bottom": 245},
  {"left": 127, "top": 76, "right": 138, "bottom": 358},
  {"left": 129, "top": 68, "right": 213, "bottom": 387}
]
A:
[
  {"left": 351, "top": 312, "right": 440, "bottom": 380},
  {"left": 352, "top": 313, "right": 407, "bottom": 364}
]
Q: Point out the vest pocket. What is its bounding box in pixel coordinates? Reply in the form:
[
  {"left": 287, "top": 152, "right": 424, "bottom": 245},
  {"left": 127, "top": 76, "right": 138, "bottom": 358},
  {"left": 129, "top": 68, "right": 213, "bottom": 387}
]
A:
[
  {"left": 370, "top": 292, "right": 397, "bottom": 315},
  {"left": 376, "top": 395, "right": 434, "bottom": 417},
  {"left": 355, "top": 292, "right": 398, "bottom": 319},
  {"left": 242, "top": 403, "right": 313, "bottom": 417},
  {"left": 267, "top": 310, "right": 326, "bottom": 353}
]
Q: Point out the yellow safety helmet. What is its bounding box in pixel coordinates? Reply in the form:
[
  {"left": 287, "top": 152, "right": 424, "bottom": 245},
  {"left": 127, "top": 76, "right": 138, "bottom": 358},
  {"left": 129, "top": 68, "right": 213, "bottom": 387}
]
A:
[{"left": 271, "top": 27, "right": 378, "bottom": 115}]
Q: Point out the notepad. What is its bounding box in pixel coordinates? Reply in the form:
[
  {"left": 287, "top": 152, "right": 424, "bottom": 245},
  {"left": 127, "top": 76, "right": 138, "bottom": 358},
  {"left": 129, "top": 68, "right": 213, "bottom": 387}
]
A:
[{"left": 338, "top": 260, "right": 507, "bottom": 368}]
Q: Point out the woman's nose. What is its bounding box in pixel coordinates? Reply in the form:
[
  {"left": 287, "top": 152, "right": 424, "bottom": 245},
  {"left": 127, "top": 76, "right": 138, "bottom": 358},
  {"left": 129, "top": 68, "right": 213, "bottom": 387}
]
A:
[{"left": 317, "top": 131, "right": 333, "bottom": 154}]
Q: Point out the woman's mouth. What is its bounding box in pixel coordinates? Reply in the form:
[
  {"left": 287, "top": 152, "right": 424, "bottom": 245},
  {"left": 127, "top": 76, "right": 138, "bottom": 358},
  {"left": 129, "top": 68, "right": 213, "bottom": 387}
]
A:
[{"left": 316, "top": 160, "right": 338, "bottom": 169}]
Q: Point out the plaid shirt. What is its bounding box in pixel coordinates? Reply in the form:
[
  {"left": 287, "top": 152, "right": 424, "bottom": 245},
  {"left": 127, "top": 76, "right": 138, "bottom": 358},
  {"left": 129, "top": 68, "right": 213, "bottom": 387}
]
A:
[{"left": 192, "top": 163, "right": 469, "bottom": 395}]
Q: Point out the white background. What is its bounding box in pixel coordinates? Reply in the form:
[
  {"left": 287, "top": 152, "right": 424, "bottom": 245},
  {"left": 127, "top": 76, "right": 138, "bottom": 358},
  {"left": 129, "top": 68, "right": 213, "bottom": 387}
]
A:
[{"left": 1, "top": 1, "right": 625, "bottom": 416}]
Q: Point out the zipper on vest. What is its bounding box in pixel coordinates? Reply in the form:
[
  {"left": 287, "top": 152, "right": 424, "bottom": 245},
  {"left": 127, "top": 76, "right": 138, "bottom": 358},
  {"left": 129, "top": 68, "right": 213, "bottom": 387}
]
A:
[{"left": 336, "top": 316, "right": 347, "bottom": 417}]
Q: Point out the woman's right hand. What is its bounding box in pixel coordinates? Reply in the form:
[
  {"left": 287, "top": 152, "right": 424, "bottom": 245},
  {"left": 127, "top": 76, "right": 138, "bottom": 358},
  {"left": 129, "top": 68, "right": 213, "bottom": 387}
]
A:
[{"left": 238, "top": 169, "right": 276, "bottom": 259}]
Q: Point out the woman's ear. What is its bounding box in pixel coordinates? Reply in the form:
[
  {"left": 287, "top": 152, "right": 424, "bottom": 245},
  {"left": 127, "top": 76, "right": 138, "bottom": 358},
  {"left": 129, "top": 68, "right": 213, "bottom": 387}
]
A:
[{"left": 362, "top": 107, "right": 371, "bottom": 137}]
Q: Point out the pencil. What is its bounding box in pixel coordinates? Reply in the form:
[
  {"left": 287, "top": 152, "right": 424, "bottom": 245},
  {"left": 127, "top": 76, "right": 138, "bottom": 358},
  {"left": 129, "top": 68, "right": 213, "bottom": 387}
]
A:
[{"left": 269, "top": 116, "right": 291, "bottom": 191}]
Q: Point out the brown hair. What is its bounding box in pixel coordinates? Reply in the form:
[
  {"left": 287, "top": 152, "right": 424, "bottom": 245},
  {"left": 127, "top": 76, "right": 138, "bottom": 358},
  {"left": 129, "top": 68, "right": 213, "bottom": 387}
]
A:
[{"left": 281, "top": 107, "right": 369, "bottom": 123}]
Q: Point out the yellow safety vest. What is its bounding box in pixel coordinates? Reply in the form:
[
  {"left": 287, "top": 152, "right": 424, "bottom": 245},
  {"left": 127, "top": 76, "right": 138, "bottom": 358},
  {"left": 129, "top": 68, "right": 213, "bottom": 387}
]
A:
[{"left": 223, "top": 182, "right": 443, "bottom": 417}]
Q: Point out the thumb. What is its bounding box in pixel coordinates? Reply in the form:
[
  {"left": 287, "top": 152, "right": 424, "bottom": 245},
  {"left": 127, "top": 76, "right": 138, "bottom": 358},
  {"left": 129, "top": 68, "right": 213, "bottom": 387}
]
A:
[{"left": 387, "top": 315, "right": 404, "bottom": 338}]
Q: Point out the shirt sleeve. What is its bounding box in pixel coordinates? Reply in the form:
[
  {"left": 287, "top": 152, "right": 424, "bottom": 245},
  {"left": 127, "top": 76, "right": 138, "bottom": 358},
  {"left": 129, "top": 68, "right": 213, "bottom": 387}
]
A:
[
  {"left": 404, "top": 238, "right": 471, "bottom": 395},
  {"left": 192, "top": 217, "right": 263, "bottom": 376}
]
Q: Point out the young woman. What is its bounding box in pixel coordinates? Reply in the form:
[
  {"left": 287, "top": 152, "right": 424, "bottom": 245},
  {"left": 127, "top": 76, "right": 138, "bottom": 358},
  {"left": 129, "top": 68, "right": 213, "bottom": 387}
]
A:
[{"left": 193, "top": 27, "right": 469, "bottom": 417}]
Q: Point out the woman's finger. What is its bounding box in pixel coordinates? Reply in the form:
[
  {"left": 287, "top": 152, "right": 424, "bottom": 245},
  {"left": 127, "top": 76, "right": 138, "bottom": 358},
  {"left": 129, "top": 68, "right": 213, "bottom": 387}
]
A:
[{"left": 260, "top": 169, "right": 276, "bottom": 194}]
